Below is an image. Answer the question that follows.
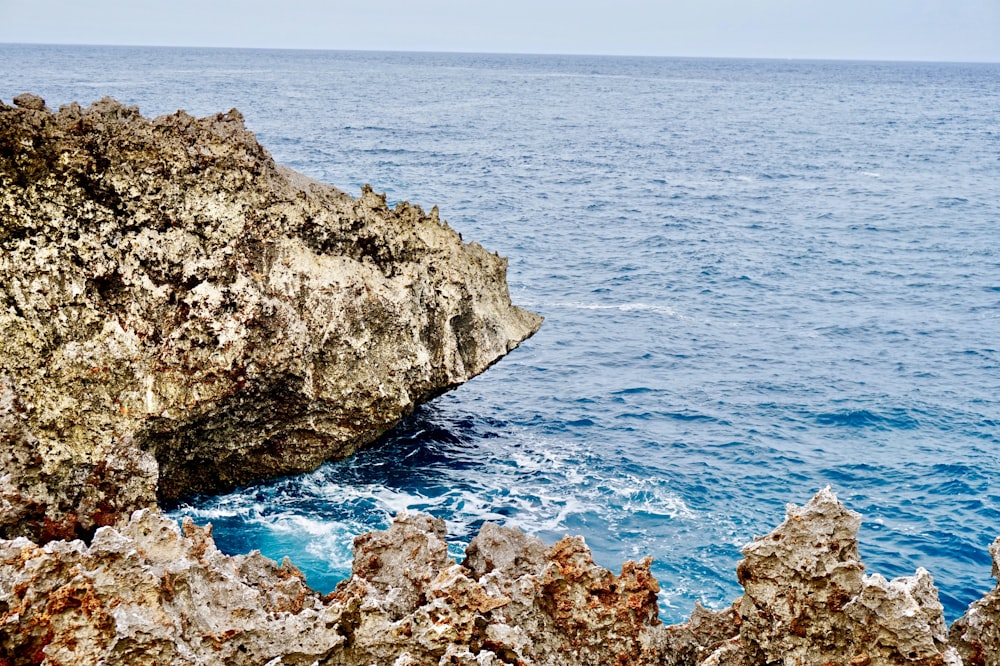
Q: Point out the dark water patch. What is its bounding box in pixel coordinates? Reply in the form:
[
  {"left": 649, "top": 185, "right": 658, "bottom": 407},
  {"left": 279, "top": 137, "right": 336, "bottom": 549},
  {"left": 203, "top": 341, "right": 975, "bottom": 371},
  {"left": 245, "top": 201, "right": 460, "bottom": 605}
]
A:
[{"left": 813, "top": 408, "right": 920, "bottom": 430}]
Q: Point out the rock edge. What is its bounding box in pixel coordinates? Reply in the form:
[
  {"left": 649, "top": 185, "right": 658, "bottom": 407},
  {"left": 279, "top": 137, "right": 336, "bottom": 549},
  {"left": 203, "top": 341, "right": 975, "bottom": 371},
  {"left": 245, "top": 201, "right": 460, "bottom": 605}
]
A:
[
  {"left": 1, "top": 488, "right": 997, "bottom": 665},
  {"left": 0, "top": 94, "right": 542, "bottom": 543}
]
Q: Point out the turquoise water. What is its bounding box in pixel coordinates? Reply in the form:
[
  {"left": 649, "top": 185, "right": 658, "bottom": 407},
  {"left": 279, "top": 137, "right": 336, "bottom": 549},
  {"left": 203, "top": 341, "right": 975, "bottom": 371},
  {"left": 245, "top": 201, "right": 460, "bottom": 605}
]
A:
[{"left": 3, "top": 45, "right": 999, "bottom": 623}]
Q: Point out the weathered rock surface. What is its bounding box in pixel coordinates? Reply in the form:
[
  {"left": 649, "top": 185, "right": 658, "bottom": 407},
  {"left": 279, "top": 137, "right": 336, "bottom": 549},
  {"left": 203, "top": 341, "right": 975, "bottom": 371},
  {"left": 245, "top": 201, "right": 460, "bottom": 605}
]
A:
[
  {"left": 0, "top": 94, "right": 542, "bottom": 542},
  {"left": 330, "top": 515, "right": 667, "bottom": 665},
  {"left": 951, "top": 538, "right": 1000, "bottom": 666},
  {"left": 2, "top": 489, "right": 997, "bottom": 665},
  {"left": 0, "top": 509, "right": 347, "bottom": 665},
  {"left": 736, "top": 487, "right": 960, "bottom": 666},
  {"left": 0, "top": 509, "right": 667, "bottom": 665}
]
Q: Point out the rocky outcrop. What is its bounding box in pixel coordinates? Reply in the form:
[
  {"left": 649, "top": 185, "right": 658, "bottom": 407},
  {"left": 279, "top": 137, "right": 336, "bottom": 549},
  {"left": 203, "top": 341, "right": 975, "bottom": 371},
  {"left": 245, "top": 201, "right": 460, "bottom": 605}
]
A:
[
  {"left": 330, "top": 515, "right": 666, "bottom": 665},
  {"left": 2, "top": 489, "right": 997, "bottom": 665},
  {"left": 0, "top": 509, "right": 347, "bottom": 664},
  {"left": 0, "top": 509, "right": 665, "bottom": 665},
  {"left": 735, "top": 487, "right": 959, "bottom": 666},
  {"left": 950, "top": 538, "right": 1000, "bottom": 666},
  {"left": 0, "top": 94, "right": 542, "bottom": 542}
]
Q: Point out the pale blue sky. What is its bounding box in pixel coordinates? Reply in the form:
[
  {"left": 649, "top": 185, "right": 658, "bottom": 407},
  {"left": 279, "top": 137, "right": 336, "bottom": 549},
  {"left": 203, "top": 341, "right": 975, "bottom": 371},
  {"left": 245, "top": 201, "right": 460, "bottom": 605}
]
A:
[{"left": 1, "top": 0, "right": 998, "bottom": 63}]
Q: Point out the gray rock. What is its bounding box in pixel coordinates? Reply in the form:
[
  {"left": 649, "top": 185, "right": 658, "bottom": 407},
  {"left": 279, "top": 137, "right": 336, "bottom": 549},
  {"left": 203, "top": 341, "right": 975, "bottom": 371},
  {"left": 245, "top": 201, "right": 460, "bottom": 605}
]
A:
[
  {"left": 463, "top": 520, "right": 548, "bottom": 579},
  {"left": 0, "top": 96, "right": 541, "bottom": 541},
  {"left": 735, "top": 487, "right": 959, "bottom": 666},
  {"left": 319, "top": 513, "right": 668, "bottom": 665},
  {"left": 0, "top": 509, "right": 347, "bottom": 664},
  {"left": 950, "top": 537, "right": 1000, "bottom": 665}
]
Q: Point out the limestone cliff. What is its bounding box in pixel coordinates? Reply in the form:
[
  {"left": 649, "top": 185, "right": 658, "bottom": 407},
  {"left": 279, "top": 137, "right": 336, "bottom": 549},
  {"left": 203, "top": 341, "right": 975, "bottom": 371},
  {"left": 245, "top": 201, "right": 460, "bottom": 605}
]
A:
[{"left": 0, "top": 93, "right": 542, "bottom": 542}]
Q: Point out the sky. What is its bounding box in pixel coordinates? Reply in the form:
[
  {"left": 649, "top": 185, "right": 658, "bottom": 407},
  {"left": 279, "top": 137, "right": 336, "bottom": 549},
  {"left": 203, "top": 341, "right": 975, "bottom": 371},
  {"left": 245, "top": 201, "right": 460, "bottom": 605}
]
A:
[{"left": 1, "top": 0, "right": 998, "bottom": 63}]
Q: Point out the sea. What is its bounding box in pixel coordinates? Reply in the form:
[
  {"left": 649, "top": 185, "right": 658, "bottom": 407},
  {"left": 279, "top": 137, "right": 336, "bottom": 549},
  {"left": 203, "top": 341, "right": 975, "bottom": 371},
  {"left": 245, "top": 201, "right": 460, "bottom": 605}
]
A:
[{"left": 2, "top": 44, "right": 998, "bottom": 624}]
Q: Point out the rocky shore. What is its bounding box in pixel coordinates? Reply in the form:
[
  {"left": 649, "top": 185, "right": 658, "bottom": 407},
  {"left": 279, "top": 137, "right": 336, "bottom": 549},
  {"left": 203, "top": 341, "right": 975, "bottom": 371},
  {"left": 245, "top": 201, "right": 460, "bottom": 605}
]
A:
[
  {"left": 2, "top": 95, "right": 998, "bottom": 665},
  {"left": 2, "top": 488, "right": 999, "bottom": 664}
]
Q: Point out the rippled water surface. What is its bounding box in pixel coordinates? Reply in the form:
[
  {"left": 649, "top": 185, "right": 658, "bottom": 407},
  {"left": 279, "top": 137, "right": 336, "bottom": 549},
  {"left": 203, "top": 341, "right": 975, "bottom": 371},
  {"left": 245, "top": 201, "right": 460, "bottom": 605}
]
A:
[{"left": 4, "top": 45, "right": 999, "bottom": 622}]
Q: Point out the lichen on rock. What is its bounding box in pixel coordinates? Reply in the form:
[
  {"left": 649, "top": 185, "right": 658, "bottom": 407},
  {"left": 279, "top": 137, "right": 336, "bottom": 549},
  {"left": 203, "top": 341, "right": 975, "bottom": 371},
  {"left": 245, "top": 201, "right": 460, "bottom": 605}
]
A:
[{"left": 0, "top": 94, "right": 542, "bottom": 541}]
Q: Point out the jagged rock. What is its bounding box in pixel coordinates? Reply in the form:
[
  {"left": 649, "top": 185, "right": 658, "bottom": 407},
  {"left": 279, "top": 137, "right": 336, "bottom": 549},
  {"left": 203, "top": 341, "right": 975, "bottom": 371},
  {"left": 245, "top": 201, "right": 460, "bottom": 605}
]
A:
[
  {"left": 0, "top": 509, "right": 347, "bottom": 664},
  {"left": 735, "top": 487, "right": 959, "bottom": 666},
  {"left": 0, "top": 95, "right": 541, "bottom": 542},
  {"left": 2, "top": 489, "right": 1000, "bottom": 665},
  {"left": 330, "top": 516, "right": 666, "bottom": 665},
  {"left": 0, "top": 509, "right": 665, "bottom": 665},
  {"left": 642, "top": 602, "right": 743, "bottom": 666},
  {"left": 950, "top": 538, "right": 1000, "bottom": 666}
]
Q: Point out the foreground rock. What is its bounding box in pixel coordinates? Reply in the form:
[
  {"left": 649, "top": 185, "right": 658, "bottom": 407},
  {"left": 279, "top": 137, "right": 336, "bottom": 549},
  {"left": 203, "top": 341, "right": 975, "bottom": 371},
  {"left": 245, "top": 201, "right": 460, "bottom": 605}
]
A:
[
  {"left": 950, "top": 538, "right": 1000, "bottom": 665},
  {"left": 0, "top": 509, "right": 666, "bottom": 665},
  {"left": 1, "top": 489, "right": 996, "bottom": 665},
  {"left": 0, "top": 94, "right": 542, "bottom": 542},
  {"left": 0, "top": 510, "right": 345, "bottom": 664},
  {"left": 735, "top": 487, "right": 959, "bottom": 666}
]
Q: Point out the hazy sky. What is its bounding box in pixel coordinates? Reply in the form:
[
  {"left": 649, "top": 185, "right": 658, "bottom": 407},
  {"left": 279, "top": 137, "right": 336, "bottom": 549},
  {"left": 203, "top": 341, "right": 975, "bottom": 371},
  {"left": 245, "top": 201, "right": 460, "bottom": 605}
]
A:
[{"left": 1, "top": 0, "right": 998, "bottom": 63}]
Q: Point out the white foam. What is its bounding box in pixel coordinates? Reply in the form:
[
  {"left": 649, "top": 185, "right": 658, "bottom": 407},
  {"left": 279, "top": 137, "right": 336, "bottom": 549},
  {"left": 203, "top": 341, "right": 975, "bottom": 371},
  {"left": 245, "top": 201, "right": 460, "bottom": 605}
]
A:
[
  {"left": 523, "top": 300, "right": 685, "bottom": 319},
  {"left": 169, "top": 427, "right": 706, "bottom": 616}
]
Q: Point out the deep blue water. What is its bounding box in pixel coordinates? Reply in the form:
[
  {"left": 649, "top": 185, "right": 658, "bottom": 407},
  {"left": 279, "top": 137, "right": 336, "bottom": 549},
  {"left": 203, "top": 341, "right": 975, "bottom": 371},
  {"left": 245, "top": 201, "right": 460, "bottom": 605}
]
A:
[{"left": 3, "top": 44, "right": 999, "bottom": 624}]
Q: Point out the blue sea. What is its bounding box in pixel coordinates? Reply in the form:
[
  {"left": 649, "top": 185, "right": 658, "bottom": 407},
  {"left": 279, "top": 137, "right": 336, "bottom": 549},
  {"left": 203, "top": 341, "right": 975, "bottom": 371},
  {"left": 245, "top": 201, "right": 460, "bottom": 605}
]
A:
[{"left": 3, "top": 44, "right": 998, "bottom": 624}]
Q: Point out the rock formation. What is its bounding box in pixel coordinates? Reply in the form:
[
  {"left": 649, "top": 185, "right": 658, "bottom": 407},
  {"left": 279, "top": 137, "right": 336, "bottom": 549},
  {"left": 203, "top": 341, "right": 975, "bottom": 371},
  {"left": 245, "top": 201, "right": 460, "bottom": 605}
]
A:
[
  {"left": 333, "top": 516, "right": 668, "bottom": 665},
  {"left": 0, "top": 94, "right": 542, "bottom": 543},
  {"left": 735, "top": 487, "right": 959, "bottom": 666},
  {"left": 3, "top": 488, "right": 997, "bottom": 665},
  {"left": 0, "top": 510, "right": 346, "bottom": 664},
  {"left": 950, "top": 538, "right": 1000, "bottom": 666}
]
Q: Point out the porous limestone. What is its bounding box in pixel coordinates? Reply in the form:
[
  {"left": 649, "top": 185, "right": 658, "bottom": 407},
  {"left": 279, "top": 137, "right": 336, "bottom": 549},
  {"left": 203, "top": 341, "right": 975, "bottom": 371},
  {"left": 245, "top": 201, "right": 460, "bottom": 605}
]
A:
[
  {"left": 950, "top": 538, "right": 1000, "bottom": 666},
  {"left": 736, "top": 487, "right": 959, "bottom": 666},
  {"left": 3, "top": 489, "right": 995, "bottom": 665},
  {"left": 0, "top": 509, "right": 346, "bottom": 664},
  {"left": 0, "top": 94, "right": 541, "bottom": 542}
]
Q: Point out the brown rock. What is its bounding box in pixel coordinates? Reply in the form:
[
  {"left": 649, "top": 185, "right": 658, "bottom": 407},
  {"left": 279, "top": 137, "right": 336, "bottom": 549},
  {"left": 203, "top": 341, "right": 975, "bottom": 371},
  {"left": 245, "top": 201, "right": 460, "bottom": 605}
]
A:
[
  {"left": 327, "top": 514, "right": 667, "bottom": 665},
  {"left": 643, "top": 602, "right": 742, "bottom": 666},
  {"left": 12, "top": 92, "right": 46, "bottom": 111},
  {"left": 3, "top": 489, "right": 1000, "bottom": 665},
  {"left": 0, "top": 509, "right": 346, "bottom": 664}
]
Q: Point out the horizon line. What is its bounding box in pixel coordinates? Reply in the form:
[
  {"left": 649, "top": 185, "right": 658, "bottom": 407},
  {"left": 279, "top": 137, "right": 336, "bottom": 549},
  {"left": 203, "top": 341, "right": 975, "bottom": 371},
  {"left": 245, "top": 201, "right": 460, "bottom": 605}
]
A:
[{"left": 2, "top": 40, "right": 998, "bottom": 67}]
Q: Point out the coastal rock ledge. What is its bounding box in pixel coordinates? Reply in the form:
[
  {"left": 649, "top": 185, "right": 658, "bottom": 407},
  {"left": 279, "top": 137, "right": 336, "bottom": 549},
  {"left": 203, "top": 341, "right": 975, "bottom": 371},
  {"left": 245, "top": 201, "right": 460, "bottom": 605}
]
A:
[
  {"left": 0, "top": 94, "right": 541, "bottom": 543},
  {"left": 2, "top": 488, "right": 999, "bottom": 664}
]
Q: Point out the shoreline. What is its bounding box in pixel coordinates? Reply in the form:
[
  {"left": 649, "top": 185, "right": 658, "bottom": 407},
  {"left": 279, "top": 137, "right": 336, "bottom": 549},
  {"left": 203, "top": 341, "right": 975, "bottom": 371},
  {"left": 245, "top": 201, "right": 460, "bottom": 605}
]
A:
[{"left": 2, "top": 488, "right": 997, "bottom": 664}]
